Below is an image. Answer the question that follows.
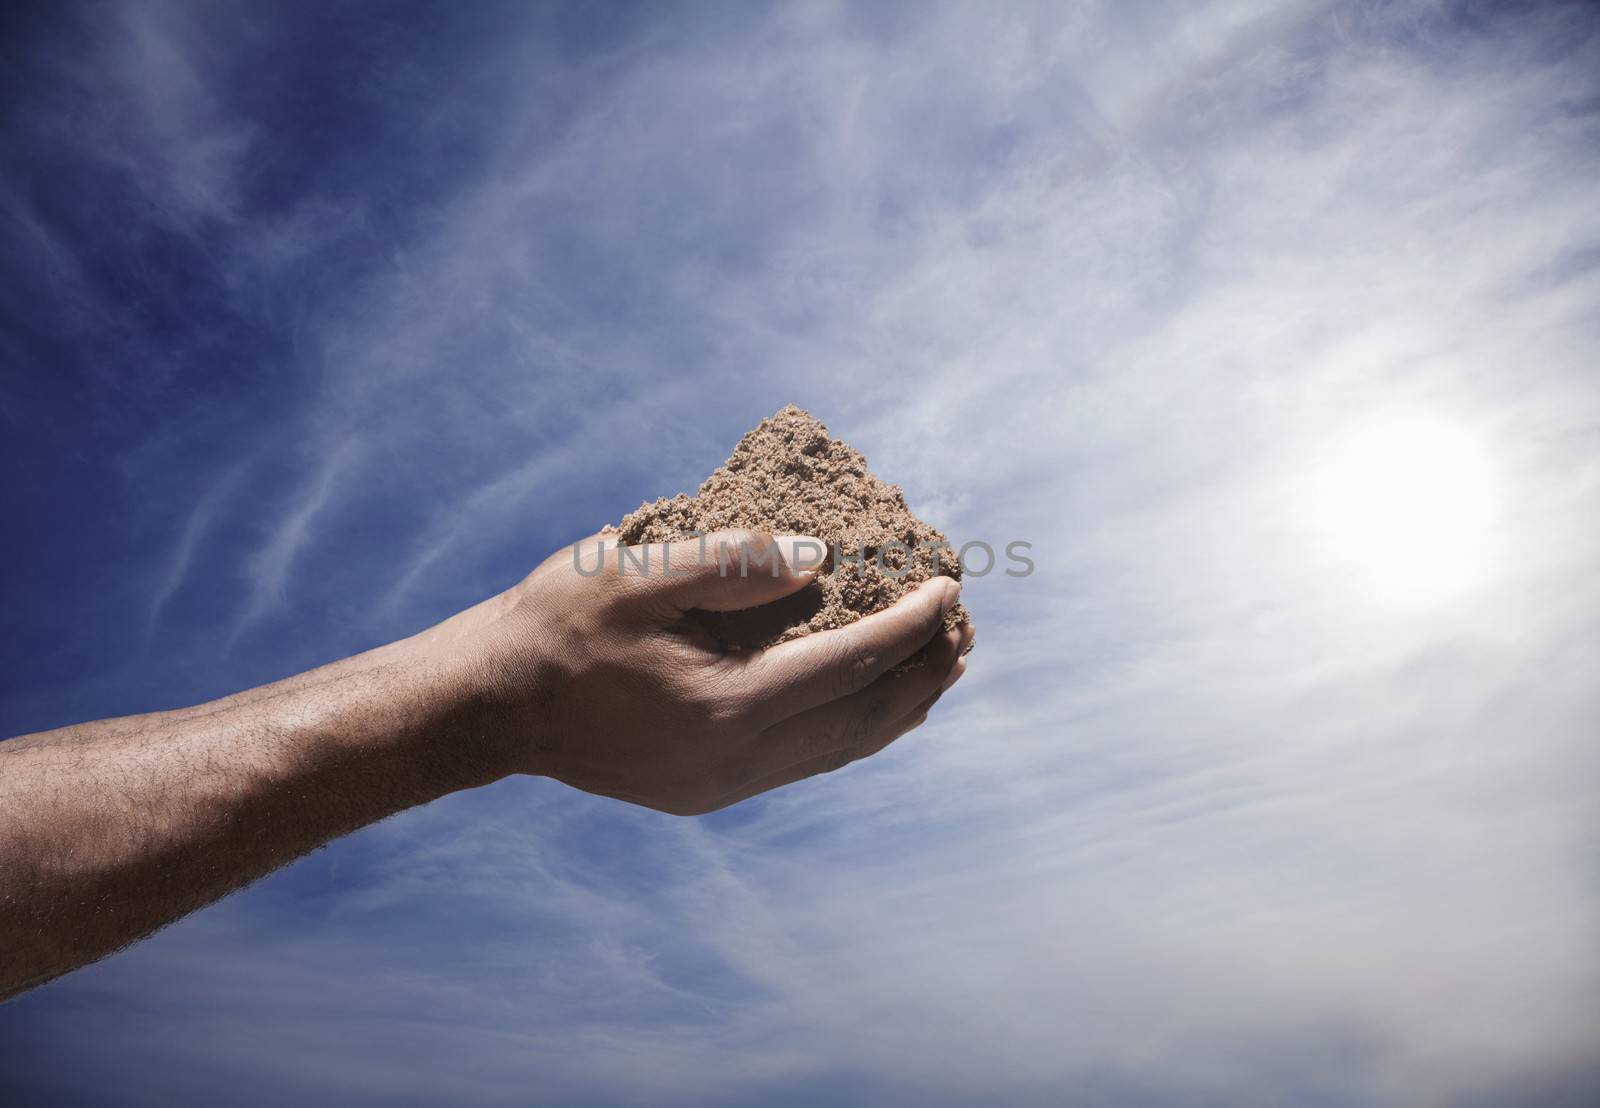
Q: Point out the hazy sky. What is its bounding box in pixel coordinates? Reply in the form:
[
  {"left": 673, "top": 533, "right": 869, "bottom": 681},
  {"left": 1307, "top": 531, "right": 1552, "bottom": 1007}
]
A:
[{"left": 2, "top": 2, "right": 1598, "bottom": 1105}]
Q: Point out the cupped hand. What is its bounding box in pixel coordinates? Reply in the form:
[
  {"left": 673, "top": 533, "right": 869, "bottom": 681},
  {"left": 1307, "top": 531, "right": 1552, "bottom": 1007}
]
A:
[{"left": 446, "top": 530, "right": 969, "bottom": 815}]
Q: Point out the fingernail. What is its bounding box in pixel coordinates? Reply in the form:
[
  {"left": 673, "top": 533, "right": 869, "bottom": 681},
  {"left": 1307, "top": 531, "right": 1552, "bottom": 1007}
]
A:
[{"left": 774, "top": 535, "right": 828, "bottom": 576}]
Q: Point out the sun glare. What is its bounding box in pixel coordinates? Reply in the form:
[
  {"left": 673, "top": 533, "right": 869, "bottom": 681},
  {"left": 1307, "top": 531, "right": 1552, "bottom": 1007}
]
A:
[{"left": 1305, "top": 412, "right": 1500, "bottom": 604}]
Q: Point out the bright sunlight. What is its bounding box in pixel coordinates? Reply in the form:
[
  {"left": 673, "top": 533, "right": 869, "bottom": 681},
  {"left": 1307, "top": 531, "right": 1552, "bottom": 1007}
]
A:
[{"left": 1305, "top": 412, "right": 1501, "bottom": 605}]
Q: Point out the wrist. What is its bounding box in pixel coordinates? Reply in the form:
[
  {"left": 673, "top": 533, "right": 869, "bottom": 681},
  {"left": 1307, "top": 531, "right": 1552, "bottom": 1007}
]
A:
[{"left": 391, "top": 588, "right": 555, "bottom": 788}]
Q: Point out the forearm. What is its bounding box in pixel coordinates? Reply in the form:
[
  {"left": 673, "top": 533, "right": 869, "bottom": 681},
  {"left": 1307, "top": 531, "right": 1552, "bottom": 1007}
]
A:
[
  {"left": 0, "top": 533, "right": 966, "bottom": 1002},
  {"left": 0, "top": 638, "right": 504, "bottom": 1001}
]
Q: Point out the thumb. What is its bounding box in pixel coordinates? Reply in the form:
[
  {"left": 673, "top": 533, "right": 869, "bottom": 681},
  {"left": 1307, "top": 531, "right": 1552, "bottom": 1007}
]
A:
[{"left": 640, "top": 530, "right": 827, "bottom": 613}]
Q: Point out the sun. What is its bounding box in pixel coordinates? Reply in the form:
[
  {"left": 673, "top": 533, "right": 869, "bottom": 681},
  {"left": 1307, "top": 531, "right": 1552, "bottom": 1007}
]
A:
[{"left": 1304, "top": 412, "right": 1501, "bottom": 604}]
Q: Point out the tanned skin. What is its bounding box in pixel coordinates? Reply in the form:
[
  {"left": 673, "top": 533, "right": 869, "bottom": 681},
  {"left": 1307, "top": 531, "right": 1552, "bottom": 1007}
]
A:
[{"left": 0, "top": 531, "right": 970, "bottom": 1001}]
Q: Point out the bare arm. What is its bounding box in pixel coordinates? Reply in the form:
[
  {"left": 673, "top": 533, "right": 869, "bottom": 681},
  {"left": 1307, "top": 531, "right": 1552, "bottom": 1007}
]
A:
[{"left": 0, "top": 531, "right": 969, "bottom": 1001}]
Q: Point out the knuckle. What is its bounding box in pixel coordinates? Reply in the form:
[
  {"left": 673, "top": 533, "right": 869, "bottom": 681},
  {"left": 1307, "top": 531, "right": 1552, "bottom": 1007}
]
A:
[
  {"left": 703, "top": 529, "right": 764, "bottom": 572},
  {"left": 718, "top": 528, "right": 763, "bottom": 550},
  {"left": 800, "top": 716, "right": 847, "bottom": 761},
  {"left": 829, "top": 636, "right": 878, "bottom": 699},
  {"left": 848, "top": 688, "right": 893, "bottom": 746}
]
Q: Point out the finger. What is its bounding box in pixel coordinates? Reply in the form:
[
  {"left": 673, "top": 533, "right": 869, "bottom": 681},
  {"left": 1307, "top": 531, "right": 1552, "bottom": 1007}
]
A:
[
  {"left": 941, "top": 653, "right": 968, "bottom": 692},
  {"left": 739, "top": 625, "right": 963, "bottom": 781},
  {"left": 738, "top": 575, "right": 960, "bottom": 724},
  {"left": 713, "top": 686, "right": 947, "bottom": 811},
  {"left": 940, "top": 622, "right": 976, "bottom": 690},
  {"left": 954, "top": 619, "right": 976, "bottom": 657},
  {"left": 605, "top": 530, "right": 826, "bottom": 614}
]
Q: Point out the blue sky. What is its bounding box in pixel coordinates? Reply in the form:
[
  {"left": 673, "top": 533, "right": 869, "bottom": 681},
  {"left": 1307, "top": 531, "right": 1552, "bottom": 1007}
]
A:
[{"left": 3, "top": 1, "right": 1598, "bottom": 1104}]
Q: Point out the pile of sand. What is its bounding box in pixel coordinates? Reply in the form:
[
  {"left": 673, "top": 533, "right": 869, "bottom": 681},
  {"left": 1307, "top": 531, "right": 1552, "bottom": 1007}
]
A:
[{"left": 607, "top": 404, "right": 972, "bottom": 653}]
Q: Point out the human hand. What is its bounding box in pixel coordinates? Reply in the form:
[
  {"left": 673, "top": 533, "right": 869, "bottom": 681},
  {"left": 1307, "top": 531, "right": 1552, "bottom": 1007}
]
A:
[
  {"left": 442, "top": 531, "right": 970, "bottom": 815},
  {"left": 1, "top": 528, "right": 971, "bottom": 998}
]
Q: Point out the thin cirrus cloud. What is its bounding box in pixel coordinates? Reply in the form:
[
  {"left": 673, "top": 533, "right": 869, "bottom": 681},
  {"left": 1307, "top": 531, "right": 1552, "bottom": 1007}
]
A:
[{"left": 1, "top": 2, "right": 1597, "bottom": 1106}]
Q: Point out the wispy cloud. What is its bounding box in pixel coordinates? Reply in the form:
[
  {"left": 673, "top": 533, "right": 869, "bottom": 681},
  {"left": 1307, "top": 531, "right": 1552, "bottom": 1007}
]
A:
[
  {"left": 146, "top": 458, "right": 250, "bottom": 637},
  {"left": 231, "top": 439, "right": 363, "bottom": 645}
]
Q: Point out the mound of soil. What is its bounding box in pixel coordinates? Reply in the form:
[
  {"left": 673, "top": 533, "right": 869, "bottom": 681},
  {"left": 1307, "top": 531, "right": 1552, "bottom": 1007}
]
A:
[{"left": 606, "top": 405, "right": 972, "bottom": 654}]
